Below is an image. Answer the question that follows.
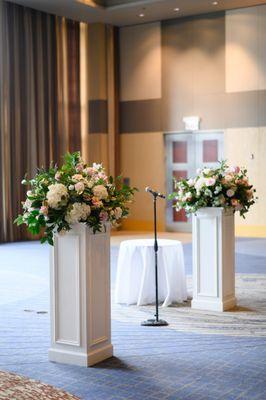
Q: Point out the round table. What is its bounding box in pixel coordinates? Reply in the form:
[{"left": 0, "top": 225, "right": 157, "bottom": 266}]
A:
[{"left": 115, "top": 239, "right": 187, "bottom": 307}]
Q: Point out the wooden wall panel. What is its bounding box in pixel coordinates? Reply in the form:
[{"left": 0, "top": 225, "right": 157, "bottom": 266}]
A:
[
  {"left": 226, "top": 5, "right": 266, "bottom": 93},
  {"left": 119, "top": 22, "right": 161, "bottom": 102}
]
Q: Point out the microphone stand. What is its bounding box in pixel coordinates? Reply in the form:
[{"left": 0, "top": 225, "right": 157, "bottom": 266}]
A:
[{"left": 141, "top": 191, "right": 168, "bottom": 327}]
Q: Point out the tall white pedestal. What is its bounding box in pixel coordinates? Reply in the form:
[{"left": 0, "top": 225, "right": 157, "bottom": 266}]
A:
[
  {"left": 191, "top": 207, "right": 236, "bottom": 312},
  {"left": 49, "top": 224, "right": 113, "bottom": 367}
]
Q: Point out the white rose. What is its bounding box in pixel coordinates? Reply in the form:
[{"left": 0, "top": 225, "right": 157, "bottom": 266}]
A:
[
  {"left": 187, "top": 179, "right": 194, "bottom": 187},
  {"left": 195, "top": 177, "right": 205, "bottom": 191},
  {"left": 114, "top": 207, "right": 122, "bottom": 220},
  {"left": 93, "top": 185, "right": 108, "bottom": 200}
]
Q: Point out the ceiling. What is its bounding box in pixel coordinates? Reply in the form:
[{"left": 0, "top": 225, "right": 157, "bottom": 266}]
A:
[{"left": 6, "top": 0, "right": 266, "bottom": 27}]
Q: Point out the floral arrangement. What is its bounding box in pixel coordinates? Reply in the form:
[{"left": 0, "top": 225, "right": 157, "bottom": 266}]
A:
[
  {"left": 15, "top": 152, "right": 137, "bottom": 245},
  {"left": 169, "top": 161, "right": 256, "bottom": 217}
]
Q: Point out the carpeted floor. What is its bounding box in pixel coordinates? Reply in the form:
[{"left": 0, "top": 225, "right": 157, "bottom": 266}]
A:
[
  {"left": 112, "top": 274, "right": 266, "bottom": 337},
  {"left": 0, "top": 237, "right": 265, "bottom": 400}
]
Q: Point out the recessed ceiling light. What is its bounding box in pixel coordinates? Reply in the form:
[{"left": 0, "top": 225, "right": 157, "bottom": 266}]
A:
[
  {"left": 212, "top": 1, "right": 218, "bottom": 5},
  {"left": 174, "top": 7, "right": 180, "bottom": 12},
  {"left": 138, "top": 13, "right": 145, "bottom": 17}
]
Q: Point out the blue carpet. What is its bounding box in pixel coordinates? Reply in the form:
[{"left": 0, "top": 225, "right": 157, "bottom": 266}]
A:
[
  {"left": 0, "top": 239, "right": 265, "bottom": 400},
  {"left": 183, "top": 239, "right": 266, "bottom": 275}
]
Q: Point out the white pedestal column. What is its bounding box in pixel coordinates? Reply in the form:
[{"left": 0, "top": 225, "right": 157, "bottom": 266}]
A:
[
  {"left": 191, "top": 207, "right": 236, "bottom": 312},
  {"left": 48, "top": 224, "right": 113, "bottom": 367}
]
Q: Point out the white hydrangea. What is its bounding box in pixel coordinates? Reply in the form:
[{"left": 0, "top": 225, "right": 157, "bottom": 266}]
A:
[
  {"left": 46, "top": 183, "right": 68, "bottom": 209},
  {"left": 65, "top": 203, "right": 91, "bottom": 225},
  {"left": 93, "top": 185, "right": 108, "bottom": 200}
]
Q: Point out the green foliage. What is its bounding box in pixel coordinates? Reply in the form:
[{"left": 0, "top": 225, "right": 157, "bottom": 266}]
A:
[{"left": 14, "top": 152, "right": 137, "bottom": 245}]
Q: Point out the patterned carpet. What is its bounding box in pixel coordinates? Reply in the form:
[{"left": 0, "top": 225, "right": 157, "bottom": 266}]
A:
[
  {"left": 112, "top": 274, "right": 266, "bottom": 337},
  {"left": 0, "top": 239, "right": 265, "bottom": 399},
  {"left": 0, "top": 370, "right": 79, "bottom": 399}
]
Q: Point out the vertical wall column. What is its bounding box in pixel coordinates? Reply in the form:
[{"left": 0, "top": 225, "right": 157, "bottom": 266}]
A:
[
  {"left": 87, "top": 23, "right": 108, "bottom": 168},
  {"left": 80, "top": 23, "right": 119, "bottom": 174},
  {"left": 107, "top": 25, "right": 120, "bottom": 177},
  {"left": 119, "top": 22, "right": 164, "bottom": 230}
]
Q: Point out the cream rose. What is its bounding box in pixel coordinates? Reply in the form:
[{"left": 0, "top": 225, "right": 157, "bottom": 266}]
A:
[
  {"left": 114, "top": 207, "right": 122, "bottom": 220},
  {"left": 72, "top": 174, "right": 83, "bottom": 182},
  {"left": 93, "top": 185, "right": 108, "bottom": 200}
]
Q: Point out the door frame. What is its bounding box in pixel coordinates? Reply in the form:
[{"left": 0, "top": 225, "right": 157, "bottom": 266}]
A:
[{"left": 164, "top": 130, "right": 224, "bottom": 232}]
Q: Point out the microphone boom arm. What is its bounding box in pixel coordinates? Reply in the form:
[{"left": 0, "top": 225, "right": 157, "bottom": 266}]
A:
[{"left": 145, "top": 186, "right": 166, "bottom": 199}]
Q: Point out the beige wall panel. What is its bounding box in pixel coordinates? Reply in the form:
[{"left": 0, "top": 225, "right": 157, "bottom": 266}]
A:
[
  {"left": 195, "top": 93, "right": 226, "bottom": 130},
  {"left": 224, "top": 127, "right": 266, "bottom": 228},
  {"left": 87, "top": 134, "right": 109, "bottom": 170},
  {"left": 162, "top": 19, "right": 195, "bottom": 131},
  {"left": 259, "top": 5, "right": 266, "bottom": 90},
  {"left": 226, "top": 6, "right": 266, "bottom": 93},
  {"left": 193, "top": 14, "right": 225, "bottom": 96},
  {"left": 162, "top": 13, "right": 225, "bottom": 132},
  {"left": 119, "top": 22, "right": 161, "bottom": 102},
  {"left": 258, "top": 91, "right": 266, "bottom": 126},
  {"left": 87, "top": 23, "right": 107, "bottom": 100},
  {"left": 226, "top": 91, "right": 259, "bottom": 127},
  {"left": 120, "top": 132, "right": 165, "bottom": 230}
]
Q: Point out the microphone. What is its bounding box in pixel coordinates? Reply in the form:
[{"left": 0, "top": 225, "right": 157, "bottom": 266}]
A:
[{"left": 145, "top": 187, "right": 166, "bottom": 199}]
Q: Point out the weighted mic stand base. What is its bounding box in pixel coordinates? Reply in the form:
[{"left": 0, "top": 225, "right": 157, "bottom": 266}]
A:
[{"left": 141, "top": 318, "right": 168, "bottom": 327}]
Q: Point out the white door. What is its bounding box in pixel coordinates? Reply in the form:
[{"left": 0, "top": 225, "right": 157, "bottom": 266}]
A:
[{"left": 165, "top": 131, "right": 224, "bottom": 232}]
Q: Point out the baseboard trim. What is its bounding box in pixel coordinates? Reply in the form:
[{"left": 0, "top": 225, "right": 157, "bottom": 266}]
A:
[
  {"left": 191, "top": 297, "right": 236, "bottom": 312},
  {"left": 48, "top": 344, "right": 113, "bottom": 367}
]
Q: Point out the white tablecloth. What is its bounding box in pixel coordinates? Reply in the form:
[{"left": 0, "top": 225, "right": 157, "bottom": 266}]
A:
[{"left": 115, "top": 239, "right": 187, "bottom": 307}]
